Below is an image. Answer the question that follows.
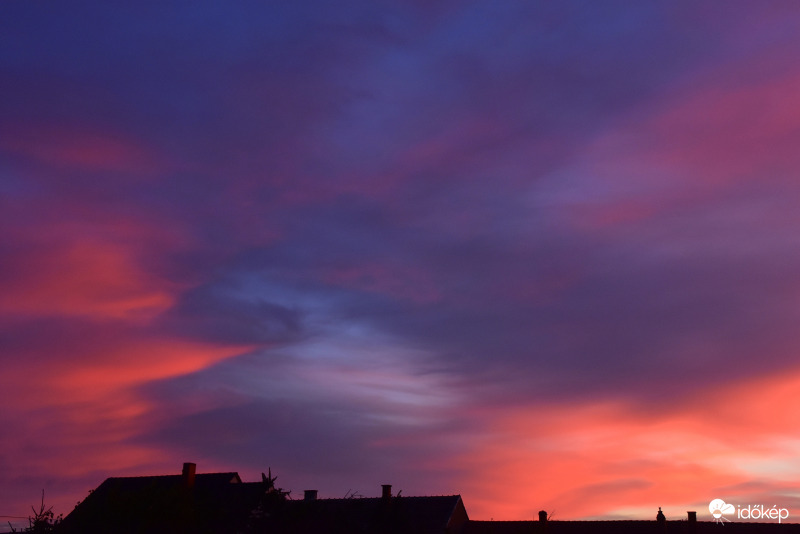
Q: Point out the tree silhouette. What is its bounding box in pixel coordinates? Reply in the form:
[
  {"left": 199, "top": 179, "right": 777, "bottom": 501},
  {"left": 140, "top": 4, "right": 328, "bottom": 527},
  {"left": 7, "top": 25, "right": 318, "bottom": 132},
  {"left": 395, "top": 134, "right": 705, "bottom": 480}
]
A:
[{"left": 7, "top": 491, "right": 61, "bottom": 533}]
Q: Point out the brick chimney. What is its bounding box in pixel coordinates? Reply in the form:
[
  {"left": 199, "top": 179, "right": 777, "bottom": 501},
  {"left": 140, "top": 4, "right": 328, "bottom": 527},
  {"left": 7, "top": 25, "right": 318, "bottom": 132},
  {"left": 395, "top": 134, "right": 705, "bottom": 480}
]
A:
[
  {"left": 381, "top": 484, "right": 392, "bottom": 500},
  {"left": 304, "top": 490, "right": 318, "bottom": 501},
  {"left": 182, "top": 462, "right": 196, "bottom": 488}
]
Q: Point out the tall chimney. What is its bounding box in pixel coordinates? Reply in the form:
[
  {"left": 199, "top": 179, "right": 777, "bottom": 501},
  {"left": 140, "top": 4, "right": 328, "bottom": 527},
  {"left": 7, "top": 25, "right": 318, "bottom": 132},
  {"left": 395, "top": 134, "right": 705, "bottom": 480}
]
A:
[
  {"left": 304, "top": 490, "right": 318, "bottom": 501},
  {"left": 688, "top": 511, "right": 697, "bottom": 534},
  {"left": 182, "top": 462, "right": 196, "bottom": 488},
  {"left": 381, "top": 484, "right": 392, "bottom": 500}
]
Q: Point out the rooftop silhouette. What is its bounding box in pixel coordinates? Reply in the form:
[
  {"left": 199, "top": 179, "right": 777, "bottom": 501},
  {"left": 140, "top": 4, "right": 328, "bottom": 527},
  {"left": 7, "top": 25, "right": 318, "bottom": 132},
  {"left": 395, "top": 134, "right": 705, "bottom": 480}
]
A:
[{"left": 50, "top": 463, "right": 800, "bottom": 534}]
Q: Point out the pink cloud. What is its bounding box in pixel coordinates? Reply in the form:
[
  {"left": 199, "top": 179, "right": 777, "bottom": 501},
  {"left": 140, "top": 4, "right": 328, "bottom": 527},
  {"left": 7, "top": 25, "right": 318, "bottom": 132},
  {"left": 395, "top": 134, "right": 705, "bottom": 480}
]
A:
[
  {"left": 633, "top": 72, "right": 800, "bottom": 185},
  {"left": 0, "top": 237, "right": 174, "bottom": 321},
  {"left": 1, "top": 121, "right": 163, "bottom": 175},
  {"left": 452, "top": 368, "right": 800, "bottom": 520},
  {"left": 49, "top": 339, "right": 254, "bottom": 396},
  {"left": 557, "top": 59, "right": 800, "bottom": 232},
  {"left": 0, "top": 330, "right": 253, "bottom": 523},
  {"left": 0, "top": 217, "right": 256, "bottom": 520}
]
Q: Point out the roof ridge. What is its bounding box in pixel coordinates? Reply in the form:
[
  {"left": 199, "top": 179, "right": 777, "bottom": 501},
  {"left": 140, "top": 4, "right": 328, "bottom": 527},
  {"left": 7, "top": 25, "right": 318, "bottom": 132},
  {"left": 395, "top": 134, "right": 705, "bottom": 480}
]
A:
[
  {"left": 294, "top": 495, "right": 461, "bottom": 501},
  {"left": 106, "top": 471, "right": 239, "bottom": 479}
]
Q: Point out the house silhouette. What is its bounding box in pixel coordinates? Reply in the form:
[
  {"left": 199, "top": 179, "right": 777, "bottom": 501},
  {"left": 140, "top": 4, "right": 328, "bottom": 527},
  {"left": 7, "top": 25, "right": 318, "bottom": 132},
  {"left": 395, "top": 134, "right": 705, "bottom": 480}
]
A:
[
  {"left": 58, "top": 463, "right": 468, "bottom": 534},
  {"left": 55, "top": 463, "right": 800, "bottom": 534}
]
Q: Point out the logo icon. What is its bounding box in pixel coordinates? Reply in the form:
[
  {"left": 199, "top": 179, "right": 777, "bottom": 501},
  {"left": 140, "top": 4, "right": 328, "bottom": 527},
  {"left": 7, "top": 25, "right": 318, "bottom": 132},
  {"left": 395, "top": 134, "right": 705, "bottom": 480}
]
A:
[{"left": 709, "top": 499, "right": 734, "bottom": 524}]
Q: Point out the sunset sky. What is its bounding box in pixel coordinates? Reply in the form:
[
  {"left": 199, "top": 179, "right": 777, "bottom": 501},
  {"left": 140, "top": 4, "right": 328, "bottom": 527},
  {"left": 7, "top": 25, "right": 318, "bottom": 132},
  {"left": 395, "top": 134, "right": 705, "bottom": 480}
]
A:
[{"left": 4, "top": 1, "right": 800, "bottom": 527}]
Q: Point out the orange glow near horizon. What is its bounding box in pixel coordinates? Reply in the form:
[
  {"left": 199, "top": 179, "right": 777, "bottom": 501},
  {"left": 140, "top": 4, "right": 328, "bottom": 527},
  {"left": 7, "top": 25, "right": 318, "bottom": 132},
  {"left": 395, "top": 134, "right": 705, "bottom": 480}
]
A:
[{"left": 455, "top": 368, "right": 800, "bottom": 520}]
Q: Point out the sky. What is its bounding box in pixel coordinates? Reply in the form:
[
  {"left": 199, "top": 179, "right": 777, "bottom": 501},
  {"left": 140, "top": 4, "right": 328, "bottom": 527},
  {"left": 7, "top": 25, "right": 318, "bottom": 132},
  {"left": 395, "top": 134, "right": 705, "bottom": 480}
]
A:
[{"left": 3, "top": 0, "right": 800, "bottom": 526}]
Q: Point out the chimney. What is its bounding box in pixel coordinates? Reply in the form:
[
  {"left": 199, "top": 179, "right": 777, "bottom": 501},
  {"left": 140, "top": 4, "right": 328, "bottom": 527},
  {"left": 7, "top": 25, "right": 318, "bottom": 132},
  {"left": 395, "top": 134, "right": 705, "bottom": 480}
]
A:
[
  {"left": 304, "top": 490, "right": 318, "bottom": 501},
  {"left": 182, "top": 462, "right": 196, "bottom": 488},
  {"left": 688, "top": 511, "right": 697, "bottom": 533},
  {"left": 538, "top": 510, "right": 548, "bottom": 522},
  {"left": 656, "top": 507, "right": 666, "bottom": 533},
  {"left": 381, "top": 484, "right": 392, "bottom": 500}
]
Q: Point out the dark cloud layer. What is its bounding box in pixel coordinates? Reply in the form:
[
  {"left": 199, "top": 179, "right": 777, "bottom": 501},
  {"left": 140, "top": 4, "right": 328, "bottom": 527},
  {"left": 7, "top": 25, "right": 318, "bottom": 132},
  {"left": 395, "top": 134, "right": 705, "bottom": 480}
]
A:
[{"left": 3, "top": 0, "right": 800, "bottom": 524}]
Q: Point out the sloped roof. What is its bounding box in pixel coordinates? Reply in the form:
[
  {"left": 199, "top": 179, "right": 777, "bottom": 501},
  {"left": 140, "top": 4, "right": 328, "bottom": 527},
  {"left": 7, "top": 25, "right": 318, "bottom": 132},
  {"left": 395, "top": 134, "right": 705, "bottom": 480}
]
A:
[
  {"left": 252, "top": 494, "right": 468, "bottom": 534},
  {"left": 59, "top": 471, "right": 256, "bottom": 534},
  {"left": 59, "top": 469, "right": 467, "bottom": 534}
]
